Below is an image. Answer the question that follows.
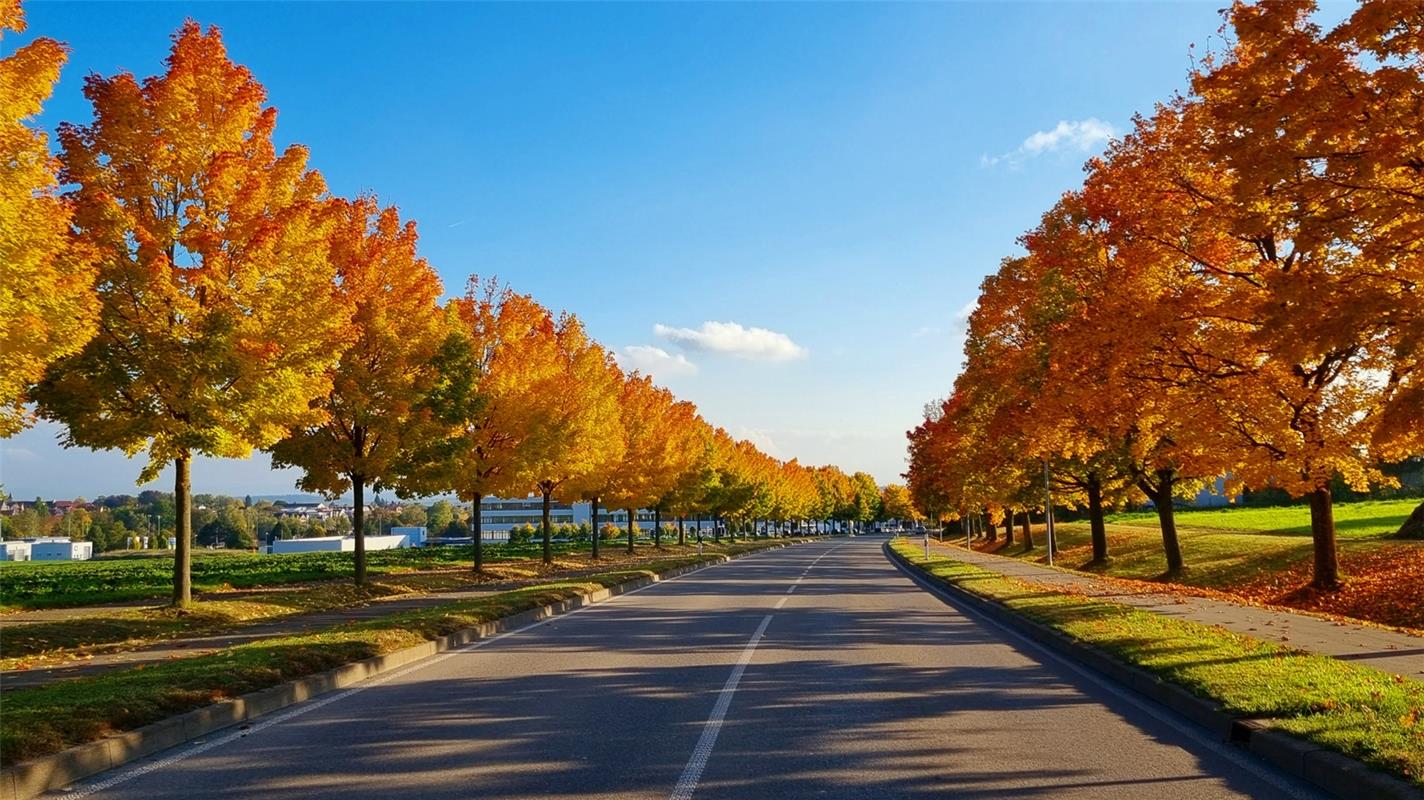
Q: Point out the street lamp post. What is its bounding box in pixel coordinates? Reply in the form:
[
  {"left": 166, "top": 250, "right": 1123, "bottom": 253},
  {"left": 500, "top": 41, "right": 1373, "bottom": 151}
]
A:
[{"left": 1042, "top": 460, "right": 1056, "bottom": 567}]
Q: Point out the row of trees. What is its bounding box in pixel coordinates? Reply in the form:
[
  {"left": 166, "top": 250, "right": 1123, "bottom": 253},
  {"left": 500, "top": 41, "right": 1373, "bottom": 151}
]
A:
[
  {"left": 906, "top": 1, "right": 1422, "bottom": 589},
  {"left": 1, "top": 9, "right": 875, "bottom": 604}
]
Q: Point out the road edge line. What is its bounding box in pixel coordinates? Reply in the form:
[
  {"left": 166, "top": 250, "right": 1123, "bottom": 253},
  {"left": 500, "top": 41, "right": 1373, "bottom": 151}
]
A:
[{"left": 883, "top": 541, "right": 1423, "bottom": 800}]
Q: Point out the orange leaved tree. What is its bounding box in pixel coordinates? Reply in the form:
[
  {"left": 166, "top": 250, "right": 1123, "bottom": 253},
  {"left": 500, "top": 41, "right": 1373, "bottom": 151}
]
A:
[{"left": 35, "top": 22, "right": 348, "bottom": 605}]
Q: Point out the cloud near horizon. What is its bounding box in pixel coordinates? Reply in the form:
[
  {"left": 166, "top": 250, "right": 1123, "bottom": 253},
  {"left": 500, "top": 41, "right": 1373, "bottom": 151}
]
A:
[
  {"left": 614, "top": 345, "right": 698, "bottom": 378},
  {"left": 981, "top": 117, "right": 1117, "bottom": 168},
  {"left": 654, "top": 321, "right": 809, "bottom": 362}
]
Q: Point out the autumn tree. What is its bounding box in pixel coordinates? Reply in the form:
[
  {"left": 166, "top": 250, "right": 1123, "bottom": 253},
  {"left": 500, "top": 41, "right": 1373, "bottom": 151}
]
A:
[
  {"left": 880, "top": 484, "right": 917, "bottom": 523},
  {"left": 267, "top": 196, "right": 445, "bottom": 586},
  {"left": 513, "top": 314, "right": 624, "bottom": 564},
  {"left": 660, "top": 420, "right": 721, "bottom": 545},
  {"left": 0, "top": 1, "right": 97, "bottom": 435},
  {"left": 849, "top": 471, "right": 882, "bottom": 530},
  {"left": 402, "top": 281, "right": 556, "bottom": 571},
  {"left": 1077, "top": 2, "right": 1424, "bottom": 587},
  {"left": 602, "top": 374, "right": 701, "bottom": 553},
  {"left": 35, "top": 23, "right": 348, "bottom": 605}
]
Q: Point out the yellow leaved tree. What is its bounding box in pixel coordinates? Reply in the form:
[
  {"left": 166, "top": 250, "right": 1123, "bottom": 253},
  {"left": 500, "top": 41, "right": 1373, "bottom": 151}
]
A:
[
  {"left": 0, "top": 0, "right": 97, "bottom": 436},
  {"left": 267, "top": 196, "right": 447, "bottom": 586}
]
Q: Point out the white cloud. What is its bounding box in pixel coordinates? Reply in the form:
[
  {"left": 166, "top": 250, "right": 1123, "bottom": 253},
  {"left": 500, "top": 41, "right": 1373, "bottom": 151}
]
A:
[
  {"left": 615, "top": 345, "right": 698, "bottom": 377},
  {"left": 982, "top": 118, "right": 1117, "bottom": 168},
  {"left": 732, "top": 426, "right": 782, "bottom": 458},
  {"left": 951, "top": 300, "right": 977, "bottom": 332},
  {"left": 654, "top": 321, "right": 809, "bottom": 362}
]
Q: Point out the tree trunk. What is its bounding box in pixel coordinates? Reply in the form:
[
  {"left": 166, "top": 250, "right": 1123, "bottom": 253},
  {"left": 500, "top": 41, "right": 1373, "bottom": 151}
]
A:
[
  {"left": 1144, "top": 470, "right": 1184, "bottom": 576},
  {"left": 172, "top": 453, "right": 193, "bottom": 607},
  {"left": 1309, "top": 486, "right": 1340, "bottom": 589},
  {"left": 590, "top": 496, "right": 600, "bottom": 560},
  {"left": 1392, "top": 500, "right": 1424, "bottom": 539},
  {"left": 352, "top": 473, "right": 367, "bottom": 586},
  {"left": 626, "top": 507, "right": 636, "bottom": 554},
  {"left": 472, "top": 491, "right": 483, "bottom": 573},
  {"left": 695, "top": 514, "right": 703, "bottom": 544},
  {"left": 1086, "top": 472, "right": 1108, "bottom": 564},
  {"left": 985, "top": 512, "right": 997, "bottom": 542},
  {"left": 541, "top": 489, "right": 553, "bottom": 565},
  {"left": 654, "top": 508, "right": 662, "bottom": 548},
  {"left": 1020, "top": 511, "right": 1033, "bottom": 549},
  {"left": 714, "top": 515, "right": 721, "bottom": 543},
  {"left": 1003, "top": 511, "right": 1014, "bottom": 546},
  {"left": 678, "top": 516, "right": 686, "bottom": 546}
]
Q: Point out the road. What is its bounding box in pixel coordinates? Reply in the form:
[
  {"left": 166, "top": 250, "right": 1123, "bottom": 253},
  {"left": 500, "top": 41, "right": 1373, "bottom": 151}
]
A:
[{"left": 54, "top": 537, "right": 1325, "bottom": 800}]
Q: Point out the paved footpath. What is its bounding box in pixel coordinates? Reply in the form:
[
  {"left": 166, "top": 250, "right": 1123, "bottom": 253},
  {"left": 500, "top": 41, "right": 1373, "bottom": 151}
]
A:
[
  {"left": 50, "top": 537, "right": 1324, "bottom": 799},
  {"left": 925, "top": 538, "right": 1424, "bottom": 679}
]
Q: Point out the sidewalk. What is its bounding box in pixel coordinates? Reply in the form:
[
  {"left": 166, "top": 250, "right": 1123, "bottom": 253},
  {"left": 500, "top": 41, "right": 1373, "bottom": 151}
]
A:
[{"left": 926, "top": 539, "right": 1424, "bottom": 679}]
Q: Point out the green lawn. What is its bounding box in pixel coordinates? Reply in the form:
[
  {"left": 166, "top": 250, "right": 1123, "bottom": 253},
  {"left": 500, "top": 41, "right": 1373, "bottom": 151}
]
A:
[
  {"left": 980, "top": 499, "right": 1422, "bottom": 608},
  {"left": 891, "top": 539, "right": 1424, "bottom": 788},
  {"left": 1103, "top": 498, "right": 1418, "bottom": 539}
]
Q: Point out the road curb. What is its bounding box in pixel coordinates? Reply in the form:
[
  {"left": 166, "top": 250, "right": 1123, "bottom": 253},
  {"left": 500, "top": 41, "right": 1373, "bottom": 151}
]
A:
[
  {"left": 883, "top": 541, "right": 1423, "bottom": 800},
  {"left": 0, "top": 540, "right": 807, "bottom": 800}
]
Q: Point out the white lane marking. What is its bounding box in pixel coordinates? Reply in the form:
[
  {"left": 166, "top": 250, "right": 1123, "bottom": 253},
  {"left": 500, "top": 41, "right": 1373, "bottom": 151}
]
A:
[
  {"left": 785, "top": 585, "right": 797, "bottom": 594},
  {"left": 57, "top": 545, "right": 820, "bottom": 799},
  {"left": 669, "top": 614, "right": 774, "bottom": 800},
  {"left": 888, "top": 554, "right": 1330, "bottom": 799},
  {"left": 774, "top": 597, "right": 788, "bottom": 610}
]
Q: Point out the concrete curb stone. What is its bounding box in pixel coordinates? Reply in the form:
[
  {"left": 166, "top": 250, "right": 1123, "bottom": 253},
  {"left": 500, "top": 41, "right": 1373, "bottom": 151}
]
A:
[
  {"left": 1, "top": 540, "right": 804, "bottom": 800},
  {"left": 883, "top": 541, "right": 1423, "bottom": 800}
]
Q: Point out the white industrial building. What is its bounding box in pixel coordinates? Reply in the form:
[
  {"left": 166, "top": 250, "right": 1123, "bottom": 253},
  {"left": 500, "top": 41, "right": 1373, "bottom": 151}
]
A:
[
  {"left": 269, "top": 534, "right": 411, "bottom": 554},
  {"left": 390, "top": 526, "right": 427, "bottom": 546},
  {"left": 28, "top": 538, "right": 94, "bottom": 561},
  {"left": 0, "top": 541, "right": 31, "bottom": 561}
]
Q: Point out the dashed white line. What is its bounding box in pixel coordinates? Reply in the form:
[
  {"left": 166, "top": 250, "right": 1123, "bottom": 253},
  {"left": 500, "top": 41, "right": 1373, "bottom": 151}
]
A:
[{"left": 669, "top": 614, "right": 774, "bottom": 800}]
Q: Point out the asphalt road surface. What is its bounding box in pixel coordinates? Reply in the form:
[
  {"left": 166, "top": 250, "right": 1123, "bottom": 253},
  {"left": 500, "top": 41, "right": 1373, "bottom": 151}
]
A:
[{"left": 55, "top": 537, "right": 1327, "bottom": 800}]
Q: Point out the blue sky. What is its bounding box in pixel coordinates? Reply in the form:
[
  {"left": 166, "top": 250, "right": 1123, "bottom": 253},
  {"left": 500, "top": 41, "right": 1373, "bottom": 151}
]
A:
[{"left": 1, "top": 1, "right": 1335, "bottom": 500}]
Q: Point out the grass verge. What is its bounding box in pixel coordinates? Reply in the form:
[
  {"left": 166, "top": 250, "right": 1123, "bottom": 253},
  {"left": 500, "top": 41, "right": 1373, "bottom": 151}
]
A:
[
  {"left": 0, "top": 540, "right": 791, "bottom": 767},
  {"left": 890, "top": 538, "right": 1424, "bottom": 788}
]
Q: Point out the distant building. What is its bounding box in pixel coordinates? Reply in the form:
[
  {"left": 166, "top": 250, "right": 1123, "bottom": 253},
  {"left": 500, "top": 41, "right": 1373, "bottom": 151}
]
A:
[
  {"left": 0, "top": 499, "right": 37, "bottom": 516},
  {"left": 271, "top": 502, "right": 353, "bottom": 522},
  {"left": 471, "top": 497, "right": 716, "bottom": 539},
  {"left": 0, "top": 499, "right": 93, "bottom": 516},
  {"left": 390, "top": 526, "right": 427, "bottom": 546},
  {"left": 0, "top": 541, "right": 31, "bottom": 561},
  {"left": 269, "top": 534, "right": 410, "bottom": 554},
  {"left": 29, "top": 538, "right": 93, "bottom": 561}
]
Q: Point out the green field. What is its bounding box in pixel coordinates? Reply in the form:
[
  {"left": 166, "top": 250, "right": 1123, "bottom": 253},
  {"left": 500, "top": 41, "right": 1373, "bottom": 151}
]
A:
[{"left": 0, "top": 539, "right": 675, "bottom": 610}]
